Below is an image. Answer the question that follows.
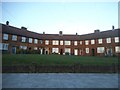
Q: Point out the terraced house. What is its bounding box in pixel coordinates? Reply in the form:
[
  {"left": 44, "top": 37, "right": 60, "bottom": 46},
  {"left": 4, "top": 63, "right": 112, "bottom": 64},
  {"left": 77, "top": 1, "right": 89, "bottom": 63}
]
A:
[{"left": 1, "top": 22, "right": 120, "bottom": 56}]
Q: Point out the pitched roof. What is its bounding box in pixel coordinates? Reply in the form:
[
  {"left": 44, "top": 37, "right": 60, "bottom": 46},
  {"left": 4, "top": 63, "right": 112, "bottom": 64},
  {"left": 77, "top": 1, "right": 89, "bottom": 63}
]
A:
[{"left": 1, "top": 23, "right": 120, "bottom": 40}]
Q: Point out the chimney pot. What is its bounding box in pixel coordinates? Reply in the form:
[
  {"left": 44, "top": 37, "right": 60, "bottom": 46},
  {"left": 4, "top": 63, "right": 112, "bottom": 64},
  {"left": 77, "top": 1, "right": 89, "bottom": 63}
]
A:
[{"left": 6, "top": 21, "right": 9, "bottom": 25}]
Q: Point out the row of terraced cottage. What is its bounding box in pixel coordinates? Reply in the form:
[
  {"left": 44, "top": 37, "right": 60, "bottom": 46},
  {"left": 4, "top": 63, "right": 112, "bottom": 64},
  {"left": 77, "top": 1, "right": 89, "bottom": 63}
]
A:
[{"left": 1, "top": 22, "right": 120, "bottom": 56}]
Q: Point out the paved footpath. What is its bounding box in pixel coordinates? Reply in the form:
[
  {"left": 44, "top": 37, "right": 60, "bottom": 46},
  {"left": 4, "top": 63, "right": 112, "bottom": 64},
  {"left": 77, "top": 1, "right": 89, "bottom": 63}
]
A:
[{"left": 2, "top": 73, "right": 118, "bottom": 88}]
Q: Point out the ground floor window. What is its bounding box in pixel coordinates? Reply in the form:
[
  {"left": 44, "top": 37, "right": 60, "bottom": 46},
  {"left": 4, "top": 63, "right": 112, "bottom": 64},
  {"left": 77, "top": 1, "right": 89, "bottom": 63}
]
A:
[
  {"left": 115, "top": 46, "right": 120, "bottom": 53},
  {"left": 85, "top": 48, "right": 89, "bottom": 54},
  {"left": 0, "top": 43, "right": 9, "bottom": 50},
  {"left": 52, "top": 48, "right": 59, "bottom": 53},
  {"left": 65, "top": 48, "right": 71, "bottom": 55},
  {"left": 20, "top": 46, "right": 27, "bottom": 50},
  {"left": 97, "top": 47, "right": 104, "bottom": 53}
]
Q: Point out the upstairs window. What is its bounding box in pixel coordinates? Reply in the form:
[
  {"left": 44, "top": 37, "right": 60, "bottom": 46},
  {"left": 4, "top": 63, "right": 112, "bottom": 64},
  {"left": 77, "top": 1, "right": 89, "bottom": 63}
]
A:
[
  {"left": 34, "top": 39, "right": 38, "bottom": 44},
  {"left": 60, "top": 40, "right": 63, "bottom": 45},
  {"left": 115, "top": 37, "right": 119, "bottom": 43},
  {"left": 80, "top": 41, "right": 82, "bottom": 45},
  {"left": 85, "top": 40, "right": 89, "bottom": 45},
  {"left": 12, "top": 35, "right": 17, "bottom": 41},
  {"left": 91, "top": 39, "right": 95, "bottom": 44},
  {"left": 74, "top": 41, "right": 77, "bottom": 46},
  {"left": 3, "top": 34, "right": 8, "bottom": 40},
  {"left": 45, "top": 40, "right": 49, "bottom": 45},
  {"left": 29, "top": 38, "right": 32, "bottom": 43},
  {"left": 52, "top": 40, "right": 59, "bottom": 45},
  {"left": 40, "top": 40, "right": 43, "bottom": 44},
  {"left": 65, "top": 41, "right": 71, "bottom": 45},
  {"left": 98, "top": 39, "right": 102, "bottom": 44},
  {"left": 22, "top": 37, "right": 26, "bottom": 42},
  {"left": 106, "top": 38, "right": 111, "bottom": 43}
]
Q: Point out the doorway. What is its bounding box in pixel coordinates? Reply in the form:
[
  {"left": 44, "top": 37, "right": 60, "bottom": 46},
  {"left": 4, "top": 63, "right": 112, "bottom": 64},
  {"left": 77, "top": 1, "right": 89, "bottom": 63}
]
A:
[
  {"left": 92, "top": 49, "right": 95, "bottom": 56},
  {"left": 60, "top": 49, "right": 63, "bottom": 55},
  {"left": 12, "top": 47, "right": 16, "bottom": 54}
]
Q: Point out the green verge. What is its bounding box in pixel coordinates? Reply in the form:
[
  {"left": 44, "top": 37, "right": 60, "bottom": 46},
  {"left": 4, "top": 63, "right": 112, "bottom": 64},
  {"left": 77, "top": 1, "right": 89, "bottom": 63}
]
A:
[{"left": 2, "top": 54, "right": 118, "bottom": 66}]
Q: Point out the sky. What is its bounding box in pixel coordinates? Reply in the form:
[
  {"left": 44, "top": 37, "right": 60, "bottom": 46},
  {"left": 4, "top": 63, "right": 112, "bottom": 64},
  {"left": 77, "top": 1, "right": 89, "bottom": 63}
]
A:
[{"left": 1, "top": 1, "right": 119, "bottom": 35}]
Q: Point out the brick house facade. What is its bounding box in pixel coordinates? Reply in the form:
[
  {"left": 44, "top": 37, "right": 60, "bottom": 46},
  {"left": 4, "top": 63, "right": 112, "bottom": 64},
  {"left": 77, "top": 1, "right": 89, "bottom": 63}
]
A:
[{"left": 1, "top": 23, "right": 120, "bottom": 56}]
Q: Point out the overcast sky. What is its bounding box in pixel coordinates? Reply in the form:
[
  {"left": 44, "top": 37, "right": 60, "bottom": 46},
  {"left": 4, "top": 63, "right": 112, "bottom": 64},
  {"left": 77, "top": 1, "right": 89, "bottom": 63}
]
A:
[{"left": 1, "top": 1, "right": 119, "bottom": 35}]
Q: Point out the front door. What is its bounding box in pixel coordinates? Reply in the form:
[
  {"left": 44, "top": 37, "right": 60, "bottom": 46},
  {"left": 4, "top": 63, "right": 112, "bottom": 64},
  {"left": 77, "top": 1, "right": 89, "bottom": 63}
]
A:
[
  {"left": 12, "top": 47, "right": 16, "bottom": 54},
  {"left": 74, "top": 49, "right": 78, "bottom": 55},
  {"left": 92, "top": 49, "right": 95, "bottom": 56},
  {"left": 60, "top": 49, "right": 63, "bottom": 55}
]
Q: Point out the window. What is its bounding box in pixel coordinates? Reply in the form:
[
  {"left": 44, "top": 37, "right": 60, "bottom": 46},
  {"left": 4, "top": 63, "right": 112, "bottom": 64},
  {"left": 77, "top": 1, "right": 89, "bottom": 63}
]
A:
[
  {"left": 2, "top": 43, "right": 9, "bottom": 50},
  {"left": 65, "top": 41, "right": 71, "bottom": 45},
  {"left": 40, "top": 40, "right": 43, "bottom": 44},
  {"left": 98, "top": 39, "right": 102, "bottom": 44},
  {"left": 60, "top": 40, "right": 63, "bottom": 45},
  {"left": 91, "top": 39, "right": 95, "bottom": 44},
  {"left": 29, "top": 38, "right": 32, "bottom": 43},
  {"left": 85, "top": 40, "right": 89, "bottom": 45},
  {"left": 86, "top": 48, "right": 89, "bottom": 53},
  {"left": 74, "top": 41, "right": 77, "bottom": 46},
  {"left": 0, "top": 43, "right": 2, "bottom": 50},
  {"left": 80, "top": 41, "right": 82, "bottom": 45},
  {"left": 106, "top": 38, "right": 111, "bottom": 43},
  {"left": 34, "top": 39, "right": 38, "bottom": 44},
  {"left": 52, "top": 40, "right": 59, "bottom": 45},
  {"left": 34, "top": 47, "right": 38, "bottom": 50},
  {"left": 12, "top": 35, "right": 17, "bottom": 41},
  {"left": 115, "top": 46, "right": 120, "bottom": 53},
  {"left": 52, "top": 48, "right": 59, "bottom": 53},
  {"left": 3, "top": 34, "right": 8, "bottom": 40},
  {"left": 20, "top": 46, "right": 27, "bottom": 50},
  {"left": 97, "top": 47, "right": 105, "bottom": 53},
  {"left": 22, "top": 37, "right": 26, "bottom": 42},
  {"left": 45, "top": 40, "right": 49, "bottom": 45},
  {"left": 115, "top": 37, "right": 119, "bottom": 43},
  {"left": 65, "top": 48, "right": 71, "bottom": 53}
]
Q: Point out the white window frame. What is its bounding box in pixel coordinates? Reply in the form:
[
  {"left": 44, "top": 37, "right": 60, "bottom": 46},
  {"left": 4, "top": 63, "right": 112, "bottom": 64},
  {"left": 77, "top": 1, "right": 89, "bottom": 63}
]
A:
[
  {"left": 74, "top": 41, "right": 77, "bottom": 46},
  {"left": 98, "top": 39, "right": 102, "bottom": 44},
  {"left": 34, "top": 39, "right": 38, "bottom": 44},
  {"left": 52, "top": 48, "right": 59, "bottom": 53},
  {"left": 2, "top": 43, "right": 9, "bottom": 50},
  {"left": 52, "top": 40, "right": 59, "bottom": 45},
  {"left": 60, "top": 40, "right": 63, "bottom": 45},
  {"left": 80, "top": 41, "right": 82, "bottom": 45},
  {"left": 29, "top": 38, "right": 32, "bottom": 43},
  {"left": 97, "top": 47, "right": 105, "bottom": 53},
  {"left": 20, "top": 46, "right": 27, "bottom": 50},
  {"left": 22, "top": 37, "right": 26, "bottom": 42},
  {"left": 85, "top": 40, "right": 89, "bottom": 45},
  {"left": 65, "top": 41, "right": 71, "bottom": 45},
  {"left": 85, "top": 48, "right": 89, "bottom": 53},
  {"left": 115, "top": 37, "right": 119, "bottom": 43},
  {"left": 91, "top": 39, "right": 95, "bottom": 44},
  {"left": 115, "top": 46, "right": 120, "bottom": 53},
  {"left": 106, "top": 38, "right": 111, "bottom": 43},
  {"left": 12, "top": 35, "right": 17, "bottom": 41},
  {"left": 3, "top": 34, "right": 8, "bottom": 40},
  {"left": 45, "top": 40, "right": 49, "bottom": 45},
  {"left": 65, "top": 48, "right": 71, "bottom": 53},
  {"left": 40, "top": 40, "right": 43, "bottom": 44},
  {"left": 34, "top": 47, "right": 38, "bottom": 50}
]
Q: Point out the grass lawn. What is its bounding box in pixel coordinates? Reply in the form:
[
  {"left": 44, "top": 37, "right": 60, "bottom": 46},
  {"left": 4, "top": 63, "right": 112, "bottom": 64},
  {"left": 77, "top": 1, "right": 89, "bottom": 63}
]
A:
[{"left": 2, "top": 54, "right": 119, "bottom": 66}]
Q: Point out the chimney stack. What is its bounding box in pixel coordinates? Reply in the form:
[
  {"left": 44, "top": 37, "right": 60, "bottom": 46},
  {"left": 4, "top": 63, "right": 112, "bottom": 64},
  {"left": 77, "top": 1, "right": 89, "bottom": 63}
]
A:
[
  {"left": 59, "top": 31, "right": 63, "bottom": 36},
  {"left": 43, "top": 32, "right": 45, "bottom": 34},
  {"left": 21, "top": 27, "right": 27, "bottom": 30},
  {"left": 112, "top": 25, "right": 114, "bottom": 30},
  {"left": 6, "top": 21, "right": 9, "bottom": 25},
  {"left": 94, "top": 29, "right": 100, "bottom": 33}
]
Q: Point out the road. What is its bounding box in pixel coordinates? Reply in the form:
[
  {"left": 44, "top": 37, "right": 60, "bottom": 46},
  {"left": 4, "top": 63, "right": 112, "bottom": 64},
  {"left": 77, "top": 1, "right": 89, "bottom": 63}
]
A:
[{"left": 2, "top": 73, "right": 118, "bottom": 88}]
